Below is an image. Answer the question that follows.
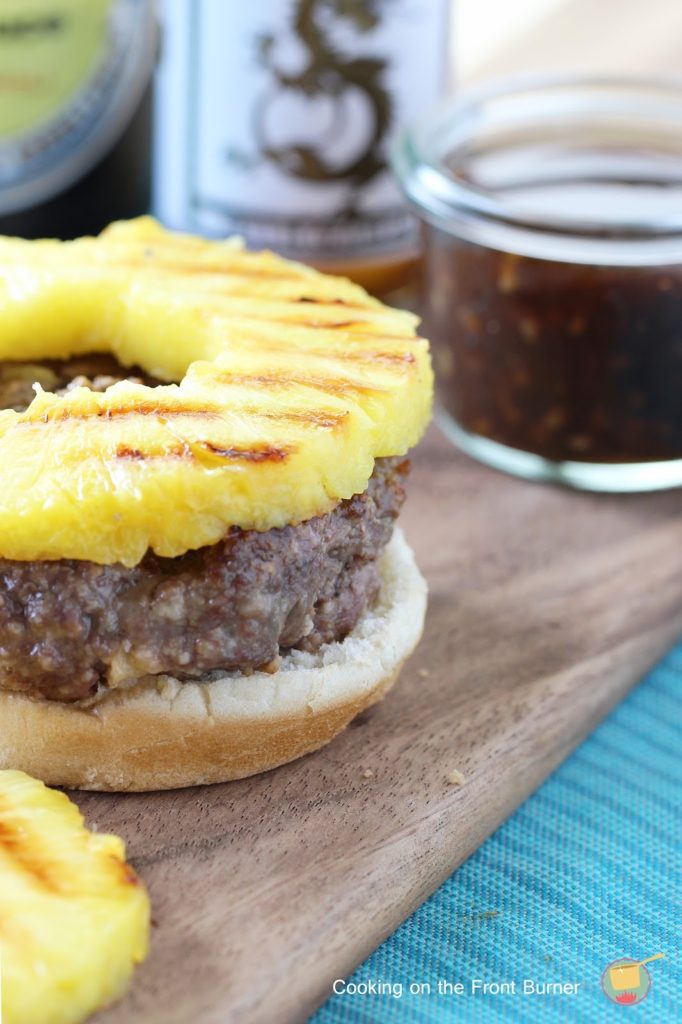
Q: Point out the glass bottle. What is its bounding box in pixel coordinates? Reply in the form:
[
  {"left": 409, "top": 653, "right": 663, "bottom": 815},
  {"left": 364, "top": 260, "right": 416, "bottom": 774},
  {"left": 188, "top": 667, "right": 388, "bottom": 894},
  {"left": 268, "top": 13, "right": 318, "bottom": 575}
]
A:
[{"left": 153, "top": 0, "right": 451, "bottom": 292}]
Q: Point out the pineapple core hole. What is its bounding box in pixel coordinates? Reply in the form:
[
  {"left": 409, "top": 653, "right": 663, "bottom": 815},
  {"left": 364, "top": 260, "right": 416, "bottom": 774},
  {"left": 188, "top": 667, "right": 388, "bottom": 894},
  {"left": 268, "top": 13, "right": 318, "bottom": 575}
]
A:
[{"left": 0, "top": 353, "right": 165, "bottom": 413}]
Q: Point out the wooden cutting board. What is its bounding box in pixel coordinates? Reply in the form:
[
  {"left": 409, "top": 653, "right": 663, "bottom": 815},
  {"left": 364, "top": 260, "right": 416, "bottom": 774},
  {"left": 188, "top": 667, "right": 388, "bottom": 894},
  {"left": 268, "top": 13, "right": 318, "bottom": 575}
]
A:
[{"left": 89, "top": 427, "right": 682, "bottom": 1024}]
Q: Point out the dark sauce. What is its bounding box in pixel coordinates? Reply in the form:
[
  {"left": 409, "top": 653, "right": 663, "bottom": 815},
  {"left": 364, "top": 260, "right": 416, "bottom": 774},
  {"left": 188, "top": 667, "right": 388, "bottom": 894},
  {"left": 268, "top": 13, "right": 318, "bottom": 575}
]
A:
[
  {"left": 425, "top": 138, "right": 682, "bottom": 464},
  {"left": 425, "top": 234, "right": 682, "bottom": 463}
]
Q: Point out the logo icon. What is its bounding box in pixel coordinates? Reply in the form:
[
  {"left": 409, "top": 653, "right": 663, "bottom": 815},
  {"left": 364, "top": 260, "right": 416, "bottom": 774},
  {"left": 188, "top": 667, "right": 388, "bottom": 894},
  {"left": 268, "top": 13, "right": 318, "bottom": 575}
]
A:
[{"left": 601, "top": 953, "right": 665, "bottom": 1005}]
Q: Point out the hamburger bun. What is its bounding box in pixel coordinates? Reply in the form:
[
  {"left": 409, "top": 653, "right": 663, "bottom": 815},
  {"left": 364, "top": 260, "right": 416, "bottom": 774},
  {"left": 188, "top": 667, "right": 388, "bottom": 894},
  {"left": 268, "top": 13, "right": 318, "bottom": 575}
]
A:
[{"left": 0, "top": 529, "right": 426, "bottom": 791}]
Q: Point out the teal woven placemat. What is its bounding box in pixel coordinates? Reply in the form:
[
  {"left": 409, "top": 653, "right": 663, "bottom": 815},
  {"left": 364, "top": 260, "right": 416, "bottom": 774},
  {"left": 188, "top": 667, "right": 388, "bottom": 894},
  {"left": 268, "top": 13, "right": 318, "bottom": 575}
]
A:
[{"left": 312, "top": 643, "right": 681, "bottom": 1022}]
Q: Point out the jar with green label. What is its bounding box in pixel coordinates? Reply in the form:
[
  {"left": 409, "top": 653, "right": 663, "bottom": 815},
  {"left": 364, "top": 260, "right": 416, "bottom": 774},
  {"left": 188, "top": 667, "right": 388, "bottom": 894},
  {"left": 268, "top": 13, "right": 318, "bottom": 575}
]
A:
[{"left": 0, "top": 0, "right": 156, "bottom": 238}]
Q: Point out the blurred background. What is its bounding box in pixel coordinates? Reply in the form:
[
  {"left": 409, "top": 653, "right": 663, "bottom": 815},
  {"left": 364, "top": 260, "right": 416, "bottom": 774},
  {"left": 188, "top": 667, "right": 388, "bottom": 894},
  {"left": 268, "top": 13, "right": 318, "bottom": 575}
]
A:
[
  {"left": 455, "top": 0, "right": 682, "bottom": 83},
  {"left": 3, "top": 0, "right": 681, "bottom": 247}
]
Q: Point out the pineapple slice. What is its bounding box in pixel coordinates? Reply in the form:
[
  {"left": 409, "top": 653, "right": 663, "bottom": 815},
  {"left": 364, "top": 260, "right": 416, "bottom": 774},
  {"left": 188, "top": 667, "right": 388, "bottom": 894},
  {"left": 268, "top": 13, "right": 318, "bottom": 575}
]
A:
[
  {"left": 0, "top": 218, "right": 432, "bottom": 566},
  {"left": 0, "top": 770, "right": 149, "bottom": 1024}
]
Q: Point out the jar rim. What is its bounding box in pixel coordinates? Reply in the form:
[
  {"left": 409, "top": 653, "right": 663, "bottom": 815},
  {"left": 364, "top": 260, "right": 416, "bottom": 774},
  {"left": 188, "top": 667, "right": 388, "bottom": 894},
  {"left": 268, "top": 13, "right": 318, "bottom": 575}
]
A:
[{"left": 393, "top": 73, "right": 682, "bottom": 260}]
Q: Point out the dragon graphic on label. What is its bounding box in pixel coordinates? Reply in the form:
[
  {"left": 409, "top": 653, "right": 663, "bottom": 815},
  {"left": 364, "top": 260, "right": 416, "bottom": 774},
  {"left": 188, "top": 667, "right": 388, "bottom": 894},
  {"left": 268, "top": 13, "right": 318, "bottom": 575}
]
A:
[{"left": 230, "top": 0, "right": 393, "bottom": 216}]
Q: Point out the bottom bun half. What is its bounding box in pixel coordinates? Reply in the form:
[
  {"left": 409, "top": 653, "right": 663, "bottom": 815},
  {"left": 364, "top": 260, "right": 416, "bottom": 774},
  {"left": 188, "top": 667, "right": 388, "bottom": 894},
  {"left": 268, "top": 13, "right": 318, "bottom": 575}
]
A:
[{"left": 0, "top": 528, "right": 427, "bottom": 791}]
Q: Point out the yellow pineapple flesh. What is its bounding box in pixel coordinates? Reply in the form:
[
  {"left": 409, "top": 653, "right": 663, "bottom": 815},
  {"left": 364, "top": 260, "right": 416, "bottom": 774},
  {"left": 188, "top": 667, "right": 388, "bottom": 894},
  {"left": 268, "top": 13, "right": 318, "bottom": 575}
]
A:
[
  {"left": 0, "top": 770, "right": 149, "bottom": 1024},
  {"left": 0, "top": 218, "right": 432, "bottom": 565}
]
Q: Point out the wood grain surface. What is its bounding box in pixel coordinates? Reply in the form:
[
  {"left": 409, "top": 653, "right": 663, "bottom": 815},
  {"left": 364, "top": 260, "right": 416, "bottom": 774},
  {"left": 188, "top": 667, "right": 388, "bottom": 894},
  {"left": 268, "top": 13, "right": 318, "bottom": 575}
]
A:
[{"left": 88, "top": 427, "right": 682, "bottom": 1024}]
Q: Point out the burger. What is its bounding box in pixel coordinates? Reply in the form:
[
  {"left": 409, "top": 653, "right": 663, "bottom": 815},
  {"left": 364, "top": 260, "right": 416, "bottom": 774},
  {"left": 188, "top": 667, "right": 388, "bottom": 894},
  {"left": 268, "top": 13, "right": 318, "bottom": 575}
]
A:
[{"left": 0, "top": 219, "right": 432, "bottom": 790}]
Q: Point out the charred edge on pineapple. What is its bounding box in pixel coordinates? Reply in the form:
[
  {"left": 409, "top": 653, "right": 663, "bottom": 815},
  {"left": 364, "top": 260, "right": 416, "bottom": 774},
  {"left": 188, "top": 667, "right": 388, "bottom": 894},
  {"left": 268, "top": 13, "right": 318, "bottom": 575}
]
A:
[{"left": 114, "top": 442, "right": 291, "bottom": 462}]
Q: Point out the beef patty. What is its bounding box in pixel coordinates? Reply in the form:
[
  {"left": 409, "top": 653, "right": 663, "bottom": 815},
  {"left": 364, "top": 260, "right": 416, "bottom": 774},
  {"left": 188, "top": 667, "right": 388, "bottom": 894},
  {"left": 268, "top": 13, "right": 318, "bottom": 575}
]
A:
[{"left": 0, "top": 358, "right": 408, "bottom": 701}]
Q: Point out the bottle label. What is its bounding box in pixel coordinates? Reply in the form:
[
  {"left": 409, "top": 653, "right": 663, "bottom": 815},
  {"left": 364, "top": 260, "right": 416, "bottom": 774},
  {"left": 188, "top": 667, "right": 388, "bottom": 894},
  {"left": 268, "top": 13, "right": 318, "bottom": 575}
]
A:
[
  {"left": 0, "top": 0, "right": 155, "bottom": 215},
  {"left": 154, "top": 0, "right": 449, "bottom": 261}
]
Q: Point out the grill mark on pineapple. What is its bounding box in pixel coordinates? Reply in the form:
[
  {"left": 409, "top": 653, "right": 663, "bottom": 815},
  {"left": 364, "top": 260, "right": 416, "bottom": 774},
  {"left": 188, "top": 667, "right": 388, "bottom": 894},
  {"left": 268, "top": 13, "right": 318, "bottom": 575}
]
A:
[
  {"left": 159, "top": 264, "right": 303, "bottom": 281},
  {"left": 234, "top": 337, "right": 421, "bottom": 363},
  {"left": 115, "top": 441, "right": 291, "bottom": 463},
  {"left": 308, "top": 349, "right": 416, "bottom": 366},
  {"left": 34, "top": 402, "right": 223, "bottom": 424},
  {"left": 206, "top": 318, "right": 414, "bottom": 344},
  {"left": 222, "top": 315, "right": 381, "bottom": 330},
  {"left": 214, "top": 370, "right": 387, "bottom": 397},
  {"left": 0, "top": 814, "right": 62, "bottom": 892},
  {"left": 116, "top": 445, "right": 147, "bottom": 459},
  {"left": 247, "top": 408, "right": 347, "bottom": 429},
  {"left": 28, "top": 394, "right": 353, "bottom": 429},
  {"left": 202, "top": 441, "right": 290, "bottom": 462},
  {"left": 192, "top": 304, "right": 399, "bottom": 329},
  {"left": 296, "top": 296, "right": 370, "bottom": 310}
]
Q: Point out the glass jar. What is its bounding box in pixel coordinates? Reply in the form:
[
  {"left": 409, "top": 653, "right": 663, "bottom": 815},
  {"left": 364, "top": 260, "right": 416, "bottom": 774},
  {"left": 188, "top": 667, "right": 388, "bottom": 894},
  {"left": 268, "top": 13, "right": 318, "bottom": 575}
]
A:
[
  {"left": 394, "top": 77, "right": 682, "bottom": 491},
  {"left": 0, "top": 0, "right": 156, "bottom": 239}
]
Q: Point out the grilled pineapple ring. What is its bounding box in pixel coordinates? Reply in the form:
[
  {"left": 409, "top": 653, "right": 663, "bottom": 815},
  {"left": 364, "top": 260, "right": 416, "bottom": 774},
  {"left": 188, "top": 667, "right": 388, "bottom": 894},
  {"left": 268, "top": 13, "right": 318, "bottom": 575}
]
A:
[
  {"left": 0, "top": 770, "right": 149, "bottom": 1024},
  {"left": 0, "top": 218, "right": 432, "bottom": 566}
]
